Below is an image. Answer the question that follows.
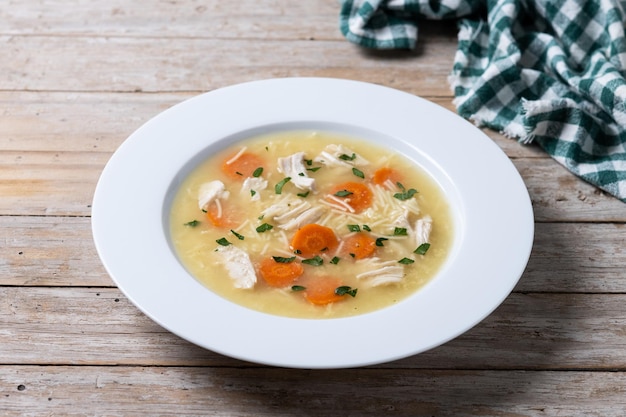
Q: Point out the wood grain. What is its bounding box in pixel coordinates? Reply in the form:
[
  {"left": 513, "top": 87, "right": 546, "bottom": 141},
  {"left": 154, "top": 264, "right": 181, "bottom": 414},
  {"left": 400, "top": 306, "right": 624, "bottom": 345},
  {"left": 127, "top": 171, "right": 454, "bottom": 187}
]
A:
[
  {"left": 2, "top": 366, "right": 626, "bottom": 417},
  {"left": 1, "top": 35, "right": 455, "bottom": 94},
  {"left": 3, "top": 0, "right": 626, "bottom": 415},
  {"left": 3, "top": 287, "right": 626, "bottom": 370},
  {"left": 2, "top": 217, "right": 625, "bottom": 291}
]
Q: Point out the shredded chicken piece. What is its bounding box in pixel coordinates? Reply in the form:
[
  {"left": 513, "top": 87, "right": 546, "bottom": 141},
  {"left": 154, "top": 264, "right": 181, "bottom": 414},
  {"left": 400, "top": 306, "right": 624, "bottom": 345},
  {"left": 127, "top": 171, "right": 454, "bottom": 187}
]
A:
[
  {"left": 261, "top": 197, "right": 325, "bottom": 230},
  {"left": 276, "top": 152, "right": 315, "bottom": 191},
  {"left": 356, "top": 259, "right": 404, "bottom": 287},
  {"left": 261, "top": 196, "right": 304, "bottom": 219},
  {"left": 241, "top": 177, "right": 267, "bottom": 201},
  {"left": 278, "top": 206, "right": 325, "bottom": 230},
  {"left": 214, "top": 245, "right": 256, "bottom": 289},
  {"left": 414, "top": 215, "right": 432, "bottom": 246},
  {"left": 313, "top": 144, "right": 370, "bottom": 168},
  {"left": 198, "top": 180, "right": 229, "bottom": 210}
]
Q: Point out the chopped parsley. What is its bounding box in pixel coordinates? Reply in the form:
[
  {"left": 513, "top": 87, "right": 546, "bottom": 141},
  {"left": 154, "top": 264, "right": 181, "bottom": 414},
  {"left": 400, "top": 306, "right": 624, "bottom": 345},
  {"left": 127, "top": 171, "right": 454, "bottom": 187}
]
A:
[
  {"left": 330, "top": 256, "right": 341, "bottom": 265},
  {"left": 256, "top": 223, "right": 274, "bottom": 233},
  {"left": 394, "top": 227, "right": 408, "bottom": 236},
  {"left": 275, "top": 177, "right": 291, "bottom": 194},
  {"left": 273, "top": 256, "right": 296, "bottom": 263},
  {"left": 302, "top": 256, "right": 324, "bottom": 266},
  {"left": 393, "top": 182, "right": 418, "bottom": 201},
  {"left": 230, "top": 230, "right": 245, "bottom": 240},
  {"left": 414, "top": 243, "right": 431, "bottom": 255},
  {"left": 339, "top": 153, "right": 357, "bottom": 161},
  {"left": 334, "top": 189, "right": 353, "bottom": 197},
  {"left": 216, "top": 237, "right": 231, "bottom": 246},
  {"left": 335, "top": 286, "right": 358, "bottom": 297},
  {"left": 352, "top": 167, "right": 365, "bottom": 178}
]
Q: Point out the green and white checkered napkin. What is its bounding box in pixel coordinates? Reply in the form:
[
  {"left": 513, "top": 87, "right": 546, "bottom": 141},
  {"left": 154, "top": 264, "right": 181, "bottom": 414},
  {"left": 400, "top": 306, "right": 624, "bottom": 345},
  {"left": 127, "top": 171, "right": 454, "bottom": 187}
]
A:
[{"left": 340, "top": 0, "right": 626, "bottom": 203}]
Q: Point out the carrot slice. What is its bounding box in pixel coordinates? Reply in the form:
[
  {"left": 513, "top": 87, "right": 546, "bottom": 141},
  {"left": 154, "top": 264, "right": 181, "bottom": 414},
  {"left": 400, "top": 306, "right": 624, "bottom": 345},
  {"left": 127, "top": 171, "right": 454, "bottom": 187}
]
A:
[
  {"left": 290, "top": 224, "right": 338, "bottom": 258},
  {"left": 302, "top": 276, "right": 346, "bottom": 305},
  {"left": 340, "top": 232, "right": 377, "bottom": 260},
  {"left": 327, "top": 181, "right": 373, "bottom": 213},
  {"left": 206, "top": 201, "right": 241, "bottom": 229},
  {"left": 372, "top": 167, "right": 403, "bottom": 187},
  {"left": 221, "top": 151, "right": 265, "bottom": 180},
  {"left": 259, "top": 257, "right": 304, "bottom": 287}
]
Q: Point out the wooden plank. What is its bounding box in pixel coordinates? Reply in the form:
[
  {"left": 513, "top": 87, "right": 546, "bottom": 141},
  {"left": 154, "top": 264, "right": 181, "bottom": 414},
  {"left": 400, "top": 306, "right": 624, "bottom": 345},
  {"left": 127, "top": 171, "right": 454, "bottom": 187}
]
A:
[
  {"left": 0, "top": 92, "right": 544, "bottom": 159},
  {"left": 1, "top": 148, "right": 623, "bottom": 219},
  {"left": 516, "top": 222, "right": 626, "bottom": 292},
  {"left": 513, "top": 159, "right": 626, "bottom": 221},
  {"left": 1, "top": 0, "right": 342, "bottom": 39},
  {"left": 0, "top": 216, "right": 109, "bottom": 287},
  {"left": 0, "top": 92, "right": 193, "bottom": 153},
  {"left": 0, "top": 35, "right": 456, "bottom": 95},
  {"left": 2, "top": 366, "right": 626, "bottom": 416},
  {"left": 0, "top": 151, "right": 106, "bottom": 216},
  {"left": 3, "top": 218, "right": 626, "bottom": 291},
  {"left": 3, "top": 287, "right": 626, "bottom": 370}
]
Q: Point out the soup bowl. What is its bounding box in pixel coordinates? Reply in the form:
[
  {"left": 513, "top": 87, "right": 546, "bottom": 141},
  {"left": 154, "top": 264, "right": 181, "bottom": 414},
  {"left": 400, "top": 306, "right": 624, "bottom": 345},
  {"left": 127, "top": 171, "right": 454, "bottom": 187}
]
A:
[{"left": 92, "top": 77, "right": 534, "bottom": 368}]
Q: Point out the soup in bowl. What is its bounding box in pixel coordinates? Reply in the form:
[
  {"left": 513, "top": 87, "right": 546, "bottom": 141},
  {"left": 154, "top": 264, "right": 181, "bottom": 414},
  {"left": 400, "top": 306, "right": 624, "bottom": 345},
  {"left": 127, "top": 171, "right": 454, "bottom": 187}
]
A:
[{"left": 169, "top": 130, "right": 454, "bottom": 319}]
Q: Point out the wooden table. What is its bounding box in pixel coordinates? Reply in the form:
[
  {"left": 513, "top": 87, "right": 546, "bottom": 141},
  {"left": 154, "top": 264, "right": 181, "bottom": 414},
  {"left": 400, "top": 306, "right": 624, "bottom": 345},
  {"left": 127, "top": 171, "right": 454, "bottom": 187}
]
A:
[{"left": 2, "top": 1, "right": 626, "bottom": 415}]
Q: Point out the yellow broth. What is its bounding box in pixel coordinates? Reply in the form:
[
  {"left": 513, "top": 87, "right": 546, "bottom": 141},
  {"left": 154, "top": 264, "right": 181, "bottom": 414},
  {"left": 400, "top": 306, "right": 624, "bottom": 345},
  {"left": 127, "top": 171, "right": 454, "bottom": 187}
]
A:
[{"left": 169, "top": 130, "right": 454, "bottom": 318}]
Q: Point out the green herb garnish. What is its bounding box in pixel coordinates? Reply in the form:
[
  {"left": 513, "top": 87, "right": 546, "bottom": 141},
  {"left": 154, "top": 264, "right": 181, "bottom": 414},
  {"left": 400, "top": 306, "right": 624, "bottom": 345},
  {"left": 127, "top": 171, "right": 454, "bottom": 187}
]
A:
[
  {"left": 252, "top": 167, "right": 264, "bottom": 177},
  {"left": 256, "top": 223, "right": 274, "bottom": 233},
  {"left": 216, "top": 237, "right": 231, "bottom": 246},
  {"left": 273, "top": 256, "right": 296, "bottom": 263},
  {"left": 362, "top": 224, "right": 371, "bottom": 232},
  {"left": 302, "top": 256, "right": 324, "bottom": 266},
  {"left": 339, "top": 153, "right": 357, "bottom": 161},
  {"left": 275, "top": 177, "right": 291, "bottom": 194},
  {"left": 335, "top": 286, "right": 358, "bottom": 297},
  {"left": 393, "top": 182, "right": 418, "bottom": 200},
  {"left": 330, "top": 256, "right": 341, "bottom": 265},
  {"left": 394, "top": 227, "right": 408, "bottom": 236},
  {"left": 334, "top": 189, "right": 353, "bottom": 197},
  {"left": 414, "top": 243, "right": 431, "bottom": 255},
  {"left": 398, "top": 257, "right": 415, "bottom": 264},
  {"left": 291, "top": 285, "right": 306, "bottom": 292},
  {"left": 352, "top": 167, "right": 365, "bottom": 178},
  {"left": 230, "top": 230, "right": 244, "bottom": 240},
  {"left": 297, "top": 191, "right": 310, "bottom": 198},
  {"left": 375, "top": 237, "right": 388, "bottom": 247},
  {"left": 347, "top": 224, "right": 361, "bottom": 232},
  {"left": 184, "top": 220, "right": 200, "bottom": 227}
]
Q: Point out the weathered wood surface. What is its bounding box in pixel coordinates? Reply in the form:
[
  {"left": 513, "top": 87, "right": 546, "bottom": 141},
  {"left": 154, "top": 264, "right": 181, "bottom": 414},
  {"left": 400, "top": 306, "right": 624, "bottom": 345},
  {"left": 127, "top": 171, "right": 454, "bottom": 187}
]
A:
[
  {"left": 2, "top": 0, "right": 626, "bottom": 415},
  {"left": 3, "top": 367, "right": 626, "bottom": 417}
]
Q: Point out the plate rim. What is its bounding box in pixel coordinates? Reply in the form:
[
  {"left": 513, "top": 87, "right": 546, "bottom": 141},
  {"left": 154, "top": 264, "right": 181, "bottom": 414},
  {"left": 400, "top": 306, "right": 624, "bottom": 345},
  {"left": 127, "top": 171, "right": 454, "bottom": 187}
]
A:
[{"left": 91, "top": 77, "right": 534, "bottom": 368}]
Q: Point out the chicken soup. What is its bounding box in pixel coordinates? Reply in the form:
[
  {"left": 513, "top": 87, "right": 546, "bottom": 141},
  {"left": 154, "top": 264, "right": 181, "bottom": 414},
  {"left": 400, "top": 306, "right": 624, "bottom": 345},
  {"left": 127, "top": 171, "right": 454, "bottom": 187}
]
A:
[{"left": 169, "top": 130, "right": 453, "bottom": 318}]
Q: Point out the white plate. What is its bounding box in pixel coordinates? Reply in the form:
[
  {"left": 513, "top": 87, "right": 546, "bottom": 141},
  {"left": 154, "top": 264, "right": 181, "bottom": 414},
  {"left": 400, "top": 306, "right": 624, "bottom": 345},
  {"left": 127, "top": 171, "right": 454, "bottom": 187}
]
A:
[{"left": 92, "top": 78, "right": 534, "bottom": 369}]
